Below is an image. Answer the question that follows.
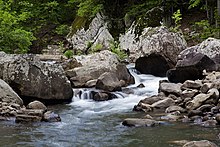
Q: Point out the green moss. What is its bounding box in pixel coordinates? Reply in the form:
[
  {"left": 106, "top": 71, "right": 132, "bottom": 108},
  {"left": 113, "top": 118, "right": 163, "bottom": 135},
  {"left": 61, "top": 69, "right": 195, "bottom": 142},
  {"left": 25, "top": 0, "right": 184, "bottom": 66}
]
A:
[{"left": 68, "top": 16, "right": 91, "bottom": 37}]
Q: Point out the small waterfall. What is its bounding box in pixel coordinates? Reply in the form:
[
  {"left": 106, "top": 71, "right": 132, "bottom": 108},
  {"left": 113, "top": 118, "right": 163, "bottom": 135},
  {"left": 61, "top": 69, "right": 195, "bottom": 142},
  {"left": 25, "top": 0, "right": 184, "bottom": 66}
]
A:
[
  {"left": 72, "top": 88, "right": 95, "bottom": 100},
  {"left": 127, "top": 64, "right": 141, "bottom": 87},
  {"left": 70, "top": 64, "right": 166, "bottom": 115}
]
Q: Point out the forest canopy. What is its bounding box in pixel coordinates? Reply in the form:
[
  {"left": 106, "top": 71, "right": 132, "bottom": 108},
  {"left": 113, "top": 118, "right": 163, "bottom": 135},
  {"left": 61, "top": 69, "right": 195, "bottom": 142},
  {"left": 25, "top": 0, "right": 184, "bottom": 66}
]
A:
[{"left": 0, "top": 0, "right": 219, "bottom": 54}]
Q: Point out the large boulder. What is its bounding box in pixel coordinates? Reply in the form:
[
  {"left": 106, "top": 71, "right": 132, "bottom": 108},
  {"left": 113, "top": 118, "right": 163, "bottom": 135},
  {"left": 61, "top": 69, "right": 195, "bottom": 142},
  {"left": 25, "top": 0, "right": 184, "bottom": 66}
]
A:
[
  {"left": 96, "top": 72, "right": 122, "bottom": 92},
  {"left": 67, "top": 13, "right": 113, "bottom": 54},
  {"left": 119, "top": 26, "right": 187, "bottom": 76},
  {"left": 0, "top": 79, "right": 23, "bottom": 106},
  {"left": 176, "top": 48, "right": 217, "bottom": 71},
  {"left": 66, "top": 50, "right": 134, "bottom": 89},
  {"left": 0, "top": 52, "right": 73, "bottom": 103},
  {"left": 0, "top": 79, "right": 23, "bottom": 117},
  {"left": 167, "top": 38, "right": 220, "bottom": 83},
  {"left": 167, "top": 67, "right": 205, "bottom": 83}
]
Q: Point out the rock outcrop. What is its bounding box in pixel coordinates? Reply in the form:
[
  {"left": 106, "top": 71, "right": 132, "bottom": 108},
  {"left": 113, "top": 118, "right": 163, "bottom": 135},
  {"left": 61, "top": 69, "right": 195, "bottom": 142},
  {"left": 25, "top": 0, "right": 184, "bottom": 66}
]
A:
[
  {"left": 119, "top": 26, "right": 187, "bottom": 76},
  {"left": 66, "top": 50, "right": 134, "bottom": 91},
  {"left": 167, "top": 38, "right": 220, "bottom": 83},
  {"left": 67, "top": 13, "right": 113, "bottom": 54},
  {"left": 0, "top": 52, "right": 73, "bottom": 103}
]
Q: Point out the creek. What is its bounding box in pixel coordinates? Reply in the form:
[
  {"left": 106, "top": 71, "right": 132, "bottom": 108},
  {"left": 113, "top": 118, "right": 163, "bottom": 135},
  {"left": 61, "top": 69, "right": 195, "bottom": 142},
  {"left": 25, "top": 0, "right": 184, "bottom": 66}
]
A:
[{"left": 0, "top": 64, "right": 219, "bottom": 147}]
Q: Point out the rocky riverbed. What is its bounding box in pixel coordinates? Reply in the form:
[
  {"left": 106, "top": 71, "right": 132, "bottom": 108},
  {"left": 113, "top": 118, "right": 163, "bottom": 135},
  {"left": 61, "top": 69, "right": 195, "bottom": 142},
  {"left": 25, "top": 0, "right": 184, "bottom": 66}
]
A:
[{"left": 0, "top": 16, "right": 220, "bottom": 146}]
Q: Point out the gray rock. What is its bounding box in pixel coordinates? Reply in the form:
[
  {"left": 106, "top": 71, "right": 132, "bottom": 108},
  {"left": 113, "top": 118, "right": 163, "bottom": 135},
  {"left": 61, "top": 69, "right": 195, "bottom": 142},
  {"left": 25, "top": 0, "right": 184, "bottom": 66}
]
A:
[
  {"left": 136, "top": 103, "right": 153, "bottom": 112},
  {"left": 159, "top": 82, "right": 182, "bottom": 96},
  {"left": 139, "top": 95, "right": 165, "bottom": 105},
  {"left": 27, "top": 101, "right": 47, "bottom": 111},
  {"left": 67, "top": 50, "right": 134, "bottom": 88},
  {"left": 151, "top": 98, "right": 175, "bottom": 109},
  {"left": 17, "top": 109, "right": 44, "bottom": 117},
  {"left": 182, "top": 80, "right": 202, "bottom": 89},
  {"left": 215, "top": 113, "right": 220, "bottom": 124},
  {"left": 196, "top": 104, "right": 213, "bottom": 112},
  {"left": 43, "top": 111, "right": 61, "bottom": 122},
  {"left": 0, "top": 79, "right": 23, "bottom": 106},
  {"left": 167, "top": 67, "right": 204, "bottom": 83},
  {"left": 96, "top": 72, "right": 121, "bottom": 92},
  {"left": 122, "top": 118, "right": 160, "bottom": 127},
  {"left": 181, "top": 89, "right": 198, "bottom": 99},
  {"left": 186, "top": 93, "right": 212, "bottom": 110},
  {"left": 188, "top": 110, "right": 203, "bottom": 118},
  {"left": 85, "top": 79, "right": 97, "bottom": 88},
  {"left": 15, "top": 115, "right": 42, "bottom": 123},
  {"left": 200, "top": 83, "right": 214, "bottom": 93},
  {"left": 161, "top": 111, "right": 182, "bottom": 121},
  {"left": 92, "top": 92, "right": 111, "bottom": 101},
  {"left": 208, "top": 88, "right": 219, "bottom": 100},
  {"left": 0, "top": 52, "right": 73, "bottom": 102},
  {"left": 119, "top": 26, "right": 187, "bottom": 64},
  {"left": 67, "top": 13, "right": 113, "bottom": 53},
  {"left": 61, "top": 58, "right": 82, "bottom": 71},
  {"left": 177, "top": 49, "right": 217, "bottom": 71},
  {"left": 165, "top": 106, "right": 186, "bottom": 113},
  {"left": 183, "top": 140, "right": 218, "bottom": 147},
  {"left": 201, "top": 120, "right": 217, "bottom": 127},
  {"left": 196, "top": 38, "right": 220, "bottom": 61}
]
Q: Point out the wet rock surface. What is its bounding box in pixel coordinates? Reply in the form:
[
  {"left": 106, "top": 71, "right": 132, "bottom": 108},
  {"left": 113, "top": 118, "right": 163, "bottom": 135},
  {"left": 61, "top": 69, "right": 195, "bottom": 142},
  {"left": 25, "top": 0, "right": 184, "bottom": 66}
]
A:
[{"left": 128, "top": 71, "right": 220, "bottom": 128}]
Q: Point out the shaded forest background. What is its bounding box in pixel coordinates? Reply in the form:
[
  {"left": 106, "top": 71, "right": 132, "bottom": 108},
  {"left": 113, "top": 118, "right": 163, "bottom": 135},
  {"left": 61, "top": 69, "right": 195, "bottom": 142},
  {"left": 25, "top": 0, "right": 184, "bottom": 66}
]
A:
[{"left": 0, "top": 0, "right": 219, "bottom": 54}]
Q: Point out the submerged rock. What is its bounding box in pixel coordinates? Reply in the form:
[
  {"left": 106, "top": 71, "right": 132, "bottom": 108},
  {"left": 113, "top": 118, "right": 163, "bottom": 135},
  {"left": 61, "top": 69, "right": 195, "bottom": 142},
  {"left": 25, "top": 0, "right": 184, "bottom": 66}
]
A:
[
  {"left": 183, "top": 140, "right": 218, "bottom": 147},
  {"left": 43, "top": 111, "right": 61, "bottom": 122},
  {"left": 122, "top": 118, "right": 160, "bottom": 127}
]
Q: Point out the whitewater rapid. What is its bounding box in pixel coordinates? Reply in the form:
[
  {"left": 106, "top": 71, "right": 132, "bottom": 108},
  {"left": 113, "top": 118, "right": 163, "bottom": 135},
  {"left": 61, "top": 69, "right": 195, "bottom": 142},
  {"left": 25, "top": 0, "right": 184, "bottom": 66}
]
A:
[{"left": 69, "top": 64, "right": 167, "bottom": 118}]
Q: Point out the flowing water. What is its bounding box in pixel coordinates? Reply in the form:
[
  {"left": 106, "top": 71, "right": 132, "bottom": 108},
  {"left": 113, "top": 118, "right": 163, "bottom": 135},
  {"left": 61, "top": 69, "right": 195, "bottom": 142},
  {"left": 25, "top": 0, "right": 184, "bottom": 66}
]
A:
[{"left": 0, "top": 64, "right": 219, "bottom": 147}]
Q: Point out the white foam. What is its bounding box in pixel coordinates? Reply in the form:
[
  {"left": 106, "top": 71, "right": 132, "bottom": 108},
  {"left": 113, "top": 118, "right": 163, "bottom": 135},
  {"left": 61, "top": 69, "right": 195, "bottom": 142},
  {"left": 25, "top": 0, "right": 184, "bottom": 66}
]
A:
[{"left": 69, "top": 64, "right": 166, "bottom": 118}]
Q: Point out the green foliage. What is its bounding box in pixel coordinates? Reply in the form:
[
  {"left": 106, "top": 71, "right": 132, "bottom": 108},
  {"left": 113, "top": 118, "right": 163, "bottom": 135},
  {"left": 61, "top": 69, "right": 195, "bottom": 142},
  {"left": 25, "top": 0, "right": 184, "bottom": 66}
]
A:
[
  {"left": 0, "top": 0, "right": 35, "bottom": 53},
  {"left": 68, "top": 0, "right": 103, "bottom": 18},
  {"left": 64, "top": 50, "right": 73, "bottom": 59},
  {"left": 55, "top": 24, "right": 70, "bottom": 36},
  {"left": 189, "top": 0, "right": 202, "bottom": 9},
  {"left": 191, "top": 20, "right": 219, "bottom": 41},
  {"left": 90, "top": 43, "right": 103, "bottom": 53},
  {"left": 109, "top": 40, "right": 127, "bottom": 60},
  {"left": 170, "top": 9, "right": 182, "bottom": 32}
]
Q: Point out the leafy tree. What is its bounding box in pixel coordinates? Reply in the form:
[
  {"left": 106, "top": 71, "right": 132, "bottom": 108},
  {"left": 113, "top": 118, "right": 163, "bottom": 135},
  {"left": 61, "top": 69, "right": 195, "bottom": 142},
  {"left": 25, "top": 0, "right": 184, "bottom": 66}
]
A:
[
  {"left": 0, "top": 0, "right": 35, "bottom": 53},
  {"left": 68, "top": 0, "right": 103, "bottom": 18}
]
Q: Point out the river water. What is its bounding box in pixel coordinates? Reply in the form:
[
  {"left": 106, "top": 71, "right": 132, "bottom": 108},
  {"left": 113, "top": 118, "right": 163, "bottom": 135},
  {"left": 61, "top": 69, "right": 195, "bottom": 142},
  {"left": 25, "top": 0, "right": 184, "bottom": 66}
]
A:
[{"left": 0, "top": 65, "right": 219, "bottom": 147}]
